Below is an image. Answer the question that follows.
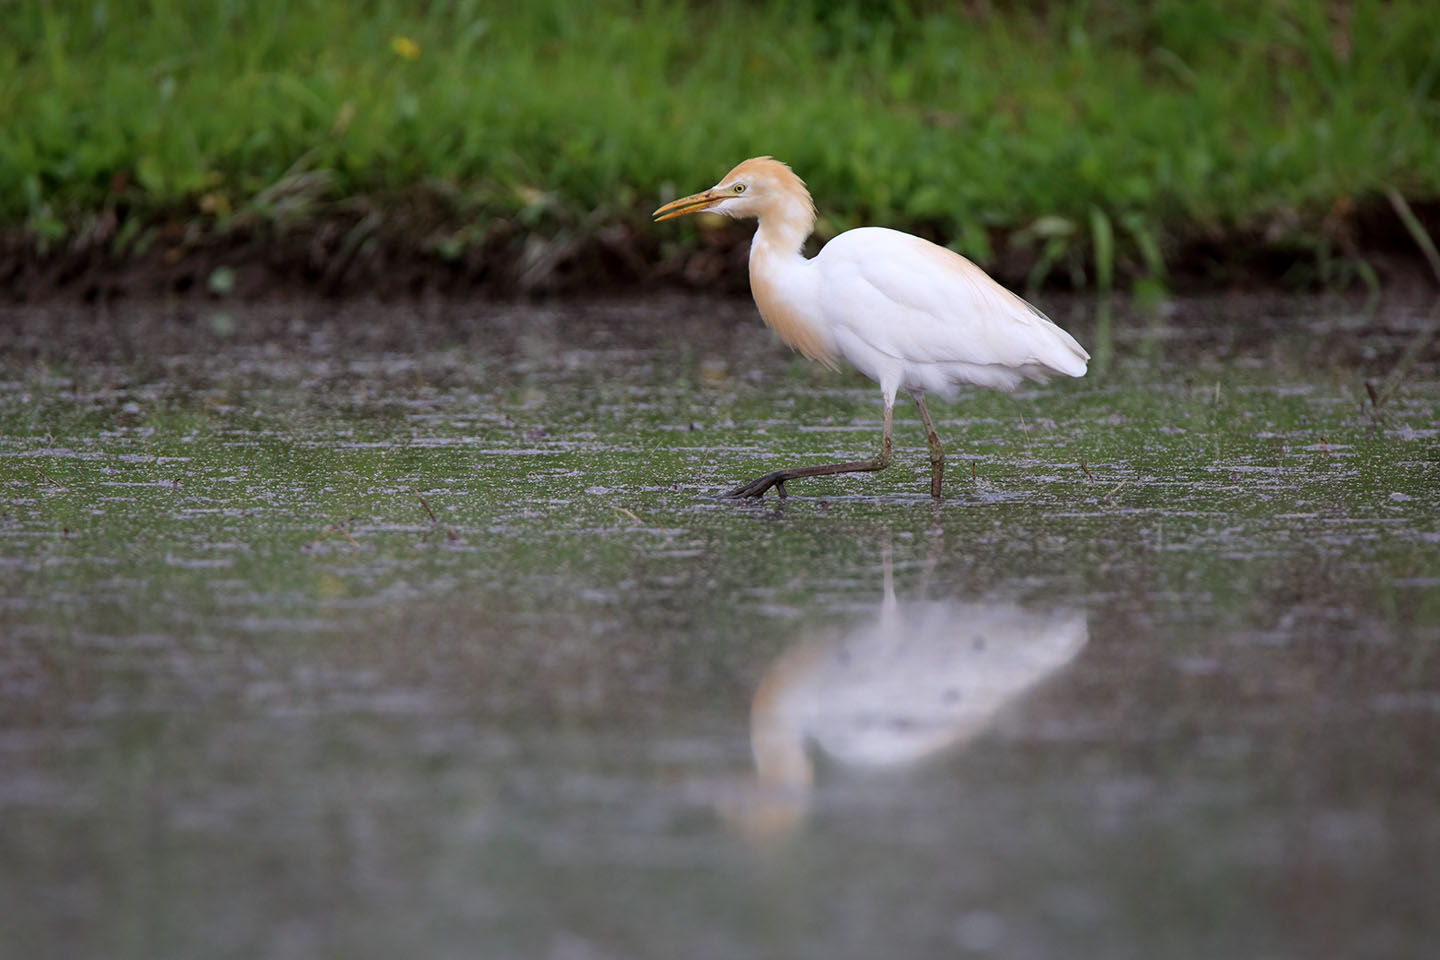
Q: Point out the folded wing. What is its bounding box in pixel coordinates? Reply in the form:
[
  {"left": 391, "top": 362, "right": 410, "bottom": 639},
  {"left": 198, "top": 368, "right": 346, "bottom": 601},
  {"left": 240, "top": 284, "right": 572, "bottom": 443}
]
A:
[{"left": 816, "top": 227, "right": 1089, "bottom": 388}]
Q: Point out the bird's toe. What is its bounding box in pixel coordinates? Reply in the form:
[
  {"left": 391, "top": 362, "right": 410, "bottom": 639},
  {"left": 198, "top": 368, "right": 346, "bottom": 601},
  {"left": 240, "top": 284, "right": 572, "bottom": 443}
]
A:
[{"left": 721, "top": 472, "right": 782, "bottom": 499}]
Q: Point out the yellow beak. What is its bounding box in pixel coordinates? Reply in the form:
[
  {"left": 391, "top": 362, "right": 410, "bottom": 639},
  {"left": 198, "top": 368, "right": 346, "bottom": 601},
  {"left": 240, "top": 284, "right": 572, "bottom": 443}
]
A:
[{"left": 653, "top": 188, "right": 724, "bottom": 222}]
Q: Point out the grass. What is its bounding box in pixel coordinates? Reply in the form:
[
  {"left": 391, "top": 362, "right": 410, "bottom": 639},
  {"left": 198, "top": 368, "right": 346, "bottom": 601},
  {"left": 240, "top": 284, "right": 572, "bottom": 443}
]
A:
[{"left": 3, "top": 0, "right": 1440, "bottom": 289}]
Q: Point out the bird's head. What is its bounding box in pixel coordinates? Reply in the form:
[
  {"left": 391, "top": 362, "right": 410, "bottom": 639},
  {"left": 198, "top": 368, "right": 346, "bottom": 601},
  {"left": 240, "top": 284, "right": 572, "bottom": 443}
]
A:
[{"left": 653, "top": 156, "right": 815, "bottom": 227}]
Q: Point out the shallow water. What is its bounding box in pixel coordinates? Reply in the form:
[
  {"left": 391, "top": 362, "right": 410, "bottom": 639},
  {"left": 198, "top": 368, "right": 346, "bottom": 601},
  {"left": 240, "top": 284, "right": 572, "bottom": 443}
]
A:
[{"left": 1, "top": 295, "right": 1438, "bottom": 959}]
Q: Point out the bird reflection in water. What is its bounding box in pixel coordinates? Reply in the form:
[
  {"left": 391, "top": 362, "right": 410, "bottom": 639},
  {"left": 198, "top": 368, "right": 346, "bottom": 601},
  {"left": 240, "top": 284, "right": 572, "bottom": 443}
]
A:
[{"left": 718, "top": 538, "right": 1087, "bottom": 840}]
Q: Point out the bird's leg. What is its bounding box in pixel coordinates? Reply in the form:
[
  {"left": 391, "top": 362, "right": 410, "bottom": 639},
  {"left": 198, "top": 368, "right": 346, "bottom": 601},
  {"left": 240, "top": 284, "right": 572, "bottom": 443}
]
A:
[
  {"left": 911, "top": 392, "right": 945, "bottom": 500},
  {"left": 723, "top": 400, "right": 894, "bottom": 499}
]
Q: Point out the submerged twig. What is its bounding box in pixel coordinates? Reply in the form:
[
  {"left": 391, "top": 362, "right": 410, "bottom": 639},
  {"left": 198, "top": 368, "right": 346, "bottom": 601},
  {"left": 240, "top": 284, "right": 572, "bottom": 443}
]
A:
[
  {"left": 33, "top": 465, "right": 65, "bottom": 489},
  {"left": 412, "top": 488, "right": 459, "bottom": 543},
  {"left": 1375, "top": 301, "right": 1440, "bottom": 408},
  {"left": 302, "top": 523, "right": 361, "bottom": 551},
  {"left": 1079, "top": 459, "right": 1095, "bottom": 482}
]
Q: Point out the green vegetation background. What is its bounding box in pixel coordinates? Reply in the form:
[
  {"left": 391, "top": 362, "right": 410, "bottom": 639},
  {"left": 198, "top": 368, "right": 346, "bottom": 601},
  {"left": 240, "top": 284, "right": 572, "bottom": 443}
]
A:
[{"left": 4, "top": 0, "right": 1438, "bottom": 289}]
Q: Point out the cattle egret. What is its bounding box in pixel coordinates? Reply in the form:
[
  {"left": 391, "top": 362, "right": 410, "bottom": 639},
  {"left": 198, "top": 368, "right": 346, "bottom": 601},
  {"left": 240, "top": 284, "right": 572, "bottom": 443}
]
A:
[{"left": 654, "top": 157, "right": 1089, "bottom": 500}]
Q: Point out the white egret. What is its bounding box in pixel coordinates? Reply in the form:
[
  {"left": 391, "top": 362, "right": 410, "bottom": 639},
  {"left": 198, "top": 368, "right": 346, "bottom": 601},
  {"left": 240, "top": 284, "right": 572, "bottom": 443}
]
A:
[{"left": 654, "top": 157, "right": 1089, "bottom": 500}]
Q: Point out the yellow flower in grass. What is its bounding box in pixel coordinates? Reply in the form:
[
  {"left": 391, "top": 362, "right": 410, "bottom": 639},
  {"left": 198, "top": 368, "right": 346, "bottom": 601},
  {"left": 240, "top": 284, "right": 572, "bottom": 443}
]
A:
[{"left": 391, "top": 35, "right": 420, "bottom": 61}]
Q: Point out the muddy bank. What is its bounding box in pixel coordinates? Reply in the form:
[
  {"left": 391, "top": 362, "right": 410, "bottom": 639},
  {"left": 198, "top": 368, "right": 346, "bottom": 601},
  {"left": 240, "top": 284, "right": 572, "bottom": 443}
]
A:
[{"left": 4, "top": 195, "right": 1438, "bottom": 303}]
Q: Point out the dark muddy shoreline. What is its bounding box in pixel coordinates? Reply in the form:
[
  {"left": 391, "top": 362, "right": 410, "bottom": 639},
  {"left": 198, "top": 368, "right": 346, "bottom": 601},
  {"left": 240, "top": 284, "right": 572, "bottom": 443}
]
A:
[{"left": 4, "top": 195, "right": 1438, "bottom": 304}]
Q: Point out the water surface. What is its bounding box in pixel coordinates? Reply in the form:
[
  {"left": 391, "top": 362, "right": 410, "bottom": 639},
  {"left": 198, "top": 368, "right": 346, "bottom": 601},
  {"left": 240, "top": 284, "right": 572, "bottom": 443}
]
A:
[{"left": 1, "top": 295, "right": 1437, "bottom": 959}]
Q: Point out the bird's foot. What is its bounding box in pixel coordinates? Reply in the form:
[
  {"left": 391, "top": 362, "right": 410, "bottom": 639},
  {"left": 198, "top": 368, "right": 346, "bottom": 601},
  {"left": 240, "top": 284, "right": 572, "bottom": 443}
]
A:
[{"left": 722, "top": 471, "right": 788, "bottom": 500}]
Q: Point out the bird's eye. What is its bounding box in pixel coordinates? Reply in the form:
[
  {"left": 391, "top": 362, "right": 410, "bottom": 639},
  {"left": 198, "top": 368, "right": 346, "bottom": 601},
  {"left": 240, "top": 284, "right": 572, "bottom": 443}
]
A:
[{"left": 733, "top": 183, "right": 746, "bottom": 193}]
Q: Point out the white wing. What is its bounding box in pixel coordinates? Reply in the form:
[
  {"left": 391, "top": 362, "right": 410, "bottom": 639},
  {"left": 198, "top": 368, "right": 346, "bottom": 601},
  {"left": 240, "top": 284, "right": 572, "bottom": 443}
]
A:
[{"left": 815, "top": 227, "right": 1089, "bottom": 392}]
